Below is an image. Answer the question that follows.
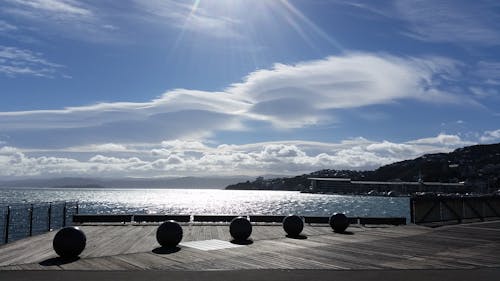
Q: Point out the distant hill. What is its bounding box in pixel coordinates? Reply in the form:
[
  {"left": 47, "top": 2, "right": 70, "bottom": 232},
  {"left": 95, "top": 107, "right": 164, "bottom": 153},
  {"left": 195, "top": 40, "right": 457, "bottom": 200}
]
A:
[
  {"left": 0, "top": 176, "right": 253, "bottom": 189},
  {"left": 226, "top": 143, "right": 500, "bottom": 193}
]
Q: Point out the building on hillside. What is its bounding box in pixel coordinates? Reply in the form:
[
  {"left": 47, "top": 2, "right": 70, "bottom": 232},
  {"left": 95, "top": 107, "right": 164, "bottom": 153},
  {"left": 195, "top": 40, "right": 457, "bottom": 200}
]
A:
[{"left": 308, "top": 178, "right": 475, "bottom": 195}]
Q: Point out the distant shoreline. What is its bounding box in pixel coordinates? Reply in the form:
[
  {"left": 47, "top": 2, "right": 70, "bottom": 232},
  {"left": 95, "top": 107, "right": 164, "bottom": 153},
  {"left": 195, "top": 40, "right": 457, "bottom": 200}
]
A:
[{"left": 0, "top": 185, "right": 228, "bottom": 190}]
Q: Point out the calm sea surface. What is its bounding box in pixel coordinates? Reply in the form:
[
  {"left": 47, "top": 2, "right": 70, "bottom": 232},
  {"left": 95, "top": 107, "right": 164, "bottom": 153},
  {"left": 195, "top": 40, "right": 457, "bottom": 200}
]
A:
[{"left": 0, "top": 187, "right": 410, "bottom": 218}]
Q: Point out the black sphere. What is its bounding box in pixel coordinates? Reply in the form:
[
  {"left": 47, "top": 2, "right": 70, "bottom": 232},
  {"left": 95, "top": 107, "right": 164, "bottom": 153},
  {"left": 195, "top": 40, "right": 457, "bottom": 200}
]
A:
[
  {"left": 283, "top": 215, "right": 304, "bottom": 236},
  {"left": 53, "top": 226, "right": 86, "bottom": 259},
  {"left": 230, "top": 217, "right": 252, "bottom": 241},
  {"left": 329, "top": 213, "right": 349, "bottom": 233},
  {"left": 156, "top": 220, "right": 183, "bottom": 247}
]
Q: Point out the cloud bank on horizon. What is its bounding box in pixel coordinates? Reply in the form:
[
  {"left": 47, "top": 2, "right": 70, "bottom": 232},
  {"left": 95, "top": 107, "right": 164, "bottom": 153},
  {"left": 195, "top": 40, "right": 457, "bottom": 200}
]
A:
[{"left": 0, "top": 0, "right": 499, "bottom": 178}]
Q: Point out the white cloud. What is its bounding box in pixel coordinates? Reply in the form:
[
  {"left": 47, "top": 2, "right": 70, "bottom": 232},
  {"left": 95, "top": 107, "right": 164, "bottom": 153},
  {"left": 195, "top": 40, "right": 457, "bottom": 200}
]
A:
[
  {"left": 0, "top": 88, "right": 247, "bottom": 148},
  {"left": 69, "top": 143, "right": 129, "bottom": 153},
  {"left": 89, "top": 155, "right": 144, "bottom": 165},
  {"left": 0, "top": 53, "right": 476, "bottom": 147},
  {"left": 231, "top": 53, "right": 465, "bottom": 127},
  {"left": 0, "top": 149, "right": 81, "bottom": 177},
  {"left": 151, "top": 149, "right": 171, "bottom": 157},
  {"left": 0, "top": 131, "right": 487, "bottom": 178},
  {"left": 160, "top": 140, "right": 209, "bottom": 152},
  {"left": 0, "top": 146, "right": 19, "bottom": 154},
  {"left": 409, "top": 133, "right": 473, "bottom": 146},
  {"left": 0, "top": 45, "right": 63, "bottom": 77},
  {"left": 480, "top": 129, "right": 500, "bottom": 143},
  {"left": 366, "top": 141, "right": 418, "bottom": 155}
]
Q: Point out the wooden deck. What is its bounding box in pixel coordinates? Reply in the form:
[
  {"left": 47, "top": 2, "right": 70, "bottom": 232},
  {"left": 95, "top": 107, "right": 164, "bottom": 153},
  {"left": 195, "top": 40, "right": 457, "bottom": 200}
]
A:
[{"left": 0, "top": 220, "right": 499, "bottom": 271}]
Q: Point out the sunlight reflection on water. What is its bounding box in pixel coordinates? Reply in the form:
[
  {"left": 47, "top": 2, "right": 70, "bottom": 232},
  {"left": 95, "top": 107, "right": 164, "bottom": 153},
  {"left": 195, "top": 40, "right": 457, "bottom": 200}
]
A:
[{"left": 0, "top": 188, "right": 410, "bottom": 219}]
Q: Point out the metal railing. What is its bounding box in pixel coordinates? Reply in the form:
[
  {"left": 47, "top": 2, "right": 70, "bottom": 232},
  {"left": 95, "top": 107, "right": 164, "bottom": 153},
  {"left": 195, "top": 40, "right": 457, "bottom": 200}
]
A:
[{"left": 1, "top": 201, "right": 78, "bottom": 245}]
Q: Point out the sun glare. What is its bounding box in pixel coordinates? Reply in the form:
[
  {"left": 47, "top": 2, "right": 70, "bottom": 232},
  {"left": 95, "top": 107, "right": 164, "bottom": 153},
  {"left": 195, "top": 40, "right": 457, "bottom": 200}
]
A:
[
  {"left": 177, "top": 0, "right": 341, "bottom": 51},
  {"left": 188, "top": 0, "right": 201, "bottom": 19}
]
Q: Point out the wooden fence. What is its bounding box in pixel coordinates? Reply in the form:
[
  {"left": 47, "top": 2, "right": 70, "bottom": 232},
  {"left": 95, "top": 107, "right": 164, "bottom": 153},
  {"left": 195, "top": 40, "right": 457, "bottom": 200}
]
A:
[{"left": 410, "top": 195, "right": 500, "bottom": 224}]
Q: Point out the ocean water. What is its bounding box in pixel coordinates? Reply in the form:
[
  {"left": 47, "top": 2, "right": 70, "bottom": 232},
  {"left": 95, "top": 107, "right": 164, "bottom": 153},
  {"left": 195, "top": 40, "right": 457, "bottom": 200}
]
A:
[
  {"left": 0, "top": 187, "right": 409, "bottom": 217},
  {"left": 0, "top": 188, "right": 410, "bottom": 243}
]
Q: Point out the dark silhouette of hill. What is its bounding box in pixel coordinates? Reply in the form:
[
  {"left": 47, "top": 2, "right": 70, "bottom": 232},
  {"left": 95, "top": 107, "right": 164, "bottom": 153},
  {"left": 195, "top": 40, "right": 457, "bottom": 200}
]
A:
[
  {"left": 0, "top": 176, "right": 253, "bottom": 189},
  {"left": 226, "top": 143, "right": 500, "bottom": 192}
]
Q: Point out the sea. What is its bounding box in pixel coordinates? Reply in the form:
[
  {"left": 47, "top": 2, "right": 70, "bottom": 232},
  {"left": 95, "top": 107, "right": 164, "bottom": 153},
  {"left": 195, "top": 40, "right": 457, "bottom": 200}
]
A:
[{"left": 0, "top": 187, "right": 410, "bottom": 244}]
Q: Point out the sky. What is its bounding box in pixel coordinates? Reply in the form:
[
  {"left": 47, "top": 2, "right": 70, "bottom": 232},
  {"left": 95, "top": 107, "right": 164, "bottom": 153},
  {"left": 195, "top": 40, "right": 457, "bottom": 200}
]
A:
[{"left": 0, "top": 0, "right": 500, "bottom": 179}]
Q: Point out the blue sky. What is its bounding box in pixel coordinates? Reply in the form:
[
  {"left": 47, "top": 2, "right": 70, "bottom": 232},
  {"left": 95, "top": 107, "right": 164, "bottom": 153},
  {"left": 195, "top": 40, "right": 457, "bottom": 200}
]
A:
[{"left": 1, "top": 0, "right": 500, "bottom": 178}]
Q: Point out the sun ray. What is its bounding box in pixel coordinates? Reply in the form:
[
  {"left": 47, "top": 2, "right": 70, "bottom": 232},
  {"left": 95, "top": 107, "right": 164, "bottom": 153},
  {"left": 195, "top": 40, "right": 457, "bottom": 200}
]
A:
[
  {"left": 167, "top": 0, "right": 202, "bottom": 59},
  {"left": 188, "top": 0, "right": 201, "bottom": 19},
  {"left": 278, "top": 0, "right": 344, "bottom": 51}
]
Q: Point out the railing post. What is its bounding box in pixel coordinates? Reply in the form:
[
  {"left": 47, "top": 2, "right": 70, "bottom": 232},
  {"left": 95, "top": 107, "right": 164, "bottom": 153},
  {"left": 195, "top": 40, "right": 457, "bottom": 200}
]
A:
[
  {"left": 29, "top": 204, "right": 34, "bottom": 236},
  {"left": 62, "top": 202, "right": 67, "bottom": 227},
  {"left": 4, "top": 206, "right": 10, "bottom": 244},
  {"left": 409, "top": 196, "right": 414, "bottom": 224},
  {"left": 47, "top": 202, "right": 52, "bottom": 231},
  {"left": 76, "top": 201, "right": 79, "bottom": 215}
]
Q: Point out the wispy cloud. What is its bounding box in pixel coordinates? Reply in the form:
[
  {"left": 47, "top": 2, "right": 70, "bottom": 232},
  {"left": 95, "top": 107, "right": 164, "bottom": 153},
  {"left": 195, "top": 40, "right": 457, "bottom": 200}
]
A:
[
  {"left": 231, "top": 53, "right": 470, "bottom": 128},
  {"left": 396, "top": 0, "right": 500, "bottom": 44},
  {"left": 5, "top": 0, "right": 92, "bottom": 17},
  {"left": 1, "top": 0, "right": 241, "bottom": 43},
  {"left": 0, "top": 52, "right": 480, "bottom": 147},
  {"left": 0, "top": 88, "right": 247, "bottom": 147},
  {"left": 475, "top": 61, "right": 500, "bottom": 85},
  {"left": 469, "top": 87, "right": 498, "bottom": 99},
  {"left": 349, "top": 0, "right": 500, "bottom": 45},
  {"left": 0, "top": 20, "right": 17, "bottom": 32},
  {"left": 1, "top": 0, "right": 118, "bottom": 43},
  {"left": 133, "top": 0, "right": 241, "bottom": 38},
  {"left": 0, "top": 53, "right": 476, "bottom": 147},
  {"left": 465, "top": 61, "right": 500, "bottom": 101},
  {"left": 0, "top": 45, "right": 63, "bottom": 77}
]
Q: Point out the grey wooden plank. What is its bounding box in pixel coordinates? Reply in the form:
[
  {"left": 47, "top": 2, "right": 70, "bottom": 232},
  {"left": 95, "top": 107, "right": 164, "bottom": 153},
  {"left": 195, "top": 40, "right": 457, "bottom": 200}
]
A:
[
  {"left": 17, "top": 263, "right": 53, "bottom": 270},
  {"left": 115, "top": 252, "right": 186, "bottom": 270},
  {"left": 0, "top": 232, "right": 54, "bottom": 265},
  {"left": 0, "top": 264, "right": 23, "bottom": 270},
  {"left": 0, "top": 236, "right": 54, "bottom": 266},
  {"left": 1, "top": 222, "right": 500, "bottom": 271},
  {"left": 58, "top": 256, "right": 113, "bottom": 270}
]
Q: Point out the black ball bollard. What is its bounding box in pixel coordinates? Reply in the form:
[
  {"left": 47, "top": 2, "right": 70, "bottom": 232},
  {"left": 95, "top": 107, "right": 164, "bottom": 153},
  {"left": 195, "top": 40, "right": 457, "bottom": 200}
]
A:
[
  {"left": 283, "top": 215, "right": 304, "bottom": 237},
  {"left": 230, "top": 217, "right": 252, "bottom": 241},
  {"left": 53, "top": 226, "right": 86, "bottom": 259},
  {"left": 156, "top": 220, "right": 183, "bottom": 248},
  {"left": 329, "top": 213, "right": 349, "bottom": 233}
]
